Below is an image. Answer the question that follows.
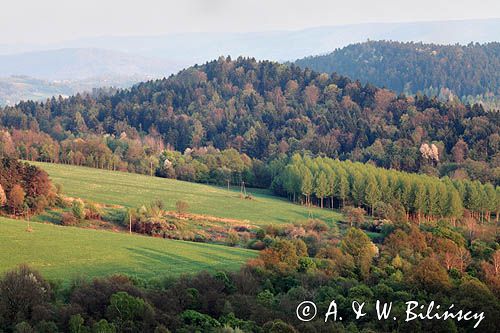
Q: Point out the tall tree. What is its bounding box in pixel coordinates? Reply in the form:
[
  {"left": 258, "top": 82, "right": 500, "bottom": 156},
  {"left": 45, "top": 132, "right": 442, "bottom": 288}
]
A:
[
  {"left": 315, "top": 171, "right": 329, "bottom": 208},
  {"left": 8, "top": 184, "right": 25, "bottom": 215}
]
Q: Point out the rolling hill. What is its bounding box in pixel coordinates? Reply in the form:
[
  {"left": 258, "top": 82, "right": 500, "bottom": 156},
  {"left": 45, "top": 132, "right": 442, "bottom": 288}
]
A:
[
  {"left": 3, "top": 19, "right": 499, "bottom": 63},
  {"left": 294, "top": 40, "right": 500, "bottom": 99},
  {"left": 0, "top": 48, "right": 177, "bottom": 80},
  {"left": 5, "top": 57, "right": 499, "bottom": 185},
  {"left": 0, "top": 160, "right": 340, "bottom": 281},
  {"left": 0, "top": 48, "right": 181, "bottom": 105},
  {"left": 0, "top": 216, "right": 255, "bottom": 281},
  {"left": 2, "top": 19, "right": 499, "bottom": 105},
  {"left": 32, "top": 162, "right": 342, "bottom": 226}
]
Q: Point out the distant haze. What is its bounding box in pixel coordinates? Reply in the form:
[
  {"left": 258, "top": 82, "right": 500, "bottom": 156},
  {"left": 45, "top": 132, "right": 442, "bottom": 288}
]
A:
[
  {"left": 1, "top": 0, "right": 499, "bottom": 45},
  {"left": 1, "top": 16, "right": 499, "bottom": 105}
]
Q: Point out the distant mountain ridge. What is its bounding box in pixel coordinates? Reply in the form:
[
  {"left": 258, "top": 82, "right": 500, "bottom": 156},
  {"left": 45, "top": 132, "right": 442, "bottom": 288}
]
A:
[
  {"left": 0, "top": 48, "right": 178, "bottom": 80},
  {"left": 0, "top": 48, "right": 180, "bottom": 105},
  {"left": 0, "top": 74, "right": 151, "bottom": 106},
  {"left": 294, "top": 41, "right": 500, "bottom": 105},
  {"left": 1, "top": 18, "right": 499, "bottom": 62},
  {"left": 1, "top": 18, "right": 499, "bottom": 105}
]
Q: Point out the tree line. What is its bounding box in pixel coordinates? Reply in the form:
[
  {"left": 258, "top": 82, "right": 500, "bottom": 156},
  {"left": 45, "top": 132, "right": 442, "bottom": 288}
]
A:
[
  {"left": 0, "top": 129, "right": 272, "bottom": 188},
  {"left": 272, "top": 154, "right": 500, "bottom": 224}
]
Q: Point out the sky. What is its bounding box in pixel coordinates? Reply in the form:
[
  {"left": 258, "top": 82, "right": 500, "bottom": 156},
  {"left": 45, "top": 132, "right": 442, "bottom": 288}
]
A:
[{"left": 1, "top": 0, "right": 499, "bottom": 44}]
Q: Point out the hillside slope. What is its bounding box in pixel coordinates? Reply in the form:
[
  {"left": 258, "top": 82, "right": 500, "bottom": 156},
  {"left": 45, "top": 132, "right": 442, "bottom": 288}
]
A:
[
  {"left": 33, "top": 162, "right": 342, "bottom": 225},
  {"left": 4, "top": 57, "right": 499, "bottom": 184},
  {"left": 294, "top": 41, "right": 500, "bottom": 99},
  {"left": 0, "top": 216, "right": 255, "bottom": 281}
]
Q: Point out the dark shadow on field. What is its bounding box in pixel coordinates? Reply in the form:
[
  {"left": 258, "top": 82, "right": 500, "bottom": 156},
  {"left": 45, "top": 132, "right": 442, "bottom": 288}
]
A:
[
  {"left": 125, "top": 246, "right": 241, "bottom": 274},
  {"left": 32, "top": 210, "right": 63, "bottom": 224},
  {"left": 61, "top": 262, "right": 139, "bottom": 281}
]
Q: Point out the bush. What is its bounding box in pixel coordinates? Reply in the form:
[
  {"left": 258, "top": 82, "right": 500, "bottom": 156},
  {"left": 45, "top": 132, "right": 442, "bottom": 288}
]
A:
[
  {"left": 71, "top": 199, "right": 85, "bottom": 220},
  {"left": 181, "top": 310, "right": 221, "bottom": 331},
  {"left": 226, "top": 230, "right": 240, "bottom": 246},
  {"left": 342, "top": 206, "right": 366, "bottom": 227},
  {"left": 176, "top": 200, "right": 189, "bottom": 215},
  {"left": 249, "top": 240, "right": 266, "bottom": 250},
  {"left": 61, "top": 212, "right": 77, "bottom": 226},
  {"left": 85, "top": 201, "right": 103, "bottom": 220},
  {"left": 305, "top": 219, "right": 329, "bottom": 232}
]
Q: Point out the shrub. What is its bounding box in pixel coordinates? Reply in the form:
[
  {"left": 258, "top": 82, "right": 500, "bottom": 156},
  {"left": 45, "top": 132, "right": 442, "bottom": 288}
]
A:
[
  {"left": 305, "top": 219, "right": 329, "bottom": 232},
  {"left": 14, "top": 322, "right": 34, "bottom": 333},
  {"left": 249, "top": 240, "right": 266, "bottom": 250},
  {"left": 68, "top": 314, "right": 85, "bottom": 333},
  {"left": 106, "top": 291, "right": 154, "bottom": 331},
  {"left": 71, "top": 199, "right": 85, "bottom": 220},
  {"left": 61, "top": 212, "right": 77, "bottom": 226},
  {"left": 226, "top": 230, "right": 240, "bottom": 246},
  {"left": 181, "top": 310, "right": 221, "bottom": 331},
  {"left": 255, "top": 228, "right": 266, "bottom": 240},
  {"left": 85, "top": 201, "right": 103, "bottom": 220},
  {"left": 342, "top": 206, "right": 366, "bottom": 227},
  {"left": 176, "top": 200, "right": 189, "bottom": 215}
]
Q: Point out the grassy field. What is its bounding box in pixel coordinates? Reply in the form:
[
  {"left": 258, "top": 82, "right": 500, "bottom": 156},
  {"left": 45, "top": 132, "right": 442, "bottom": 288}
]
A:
[
  {"left": 0, "top": 216, "right": 256, "bottom": 281},
  {"left": 33, "top": 162, "right": 342, "bottom": 226}
]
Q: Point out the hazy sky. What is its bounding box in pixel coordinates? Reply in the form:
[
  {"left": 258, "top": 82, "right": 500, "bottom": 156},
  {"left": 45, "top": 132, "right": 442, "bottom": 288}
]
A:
[{"left": 1, "top": 0, "right": 499, "bottom": 44}]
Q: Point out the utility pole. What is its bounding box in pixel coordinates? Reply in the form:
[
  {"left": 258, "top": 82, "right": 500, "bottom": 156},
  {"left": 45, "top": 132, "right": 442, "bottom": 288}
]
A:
[{"left": 127, "top": 208, "right": 133, "bottom": 234}]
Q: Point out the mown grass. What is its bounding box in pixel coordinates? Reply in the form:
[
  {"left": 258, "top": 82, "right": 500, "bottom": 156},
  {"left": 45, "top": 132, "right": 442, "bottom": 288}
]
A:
[
  {"left": 0, "top": 216, "right": 256, "bottom": 281},
  {"left": 33, "top": 162, "right": 342, "bottom": 226}
]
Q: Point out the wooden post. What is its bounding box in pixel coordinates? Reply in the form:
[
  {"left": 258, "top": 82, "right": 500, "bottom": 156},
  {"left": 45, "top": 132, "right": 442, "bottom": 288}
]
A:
[{"left": 129, "top": 212, "right": 132, "bottom": 234}]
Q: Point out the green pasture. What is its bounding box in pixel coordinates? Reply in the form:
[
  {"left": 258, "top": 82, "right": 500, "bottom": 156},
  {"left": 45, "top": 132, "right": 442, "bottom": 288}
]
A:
[
  {"left": 33, "top": 162, "right": 342, "bottom": 226},
  {"left": 0, "top": 216, "right": 256, "bottom": 281}
]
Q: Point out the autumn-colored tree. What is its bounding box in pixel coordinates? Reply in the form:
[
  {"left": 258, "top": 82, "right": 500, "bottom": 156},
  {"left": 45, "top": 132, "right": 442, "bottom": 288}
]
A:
[
  {"left": 451, "top": 139, "right": 468, "bottom": 163},
  {"left": 259, "top": 239, "right": 301, "bottom": 273},
  {"left": 342, "top": 206, "right": 366, "bottom": 227},
  {"left": 411, "top": 257, "right": 452, "bottom": 292},
  {"left": 8, "top": 184, "right": 25, "bottom": 215},
  {"left": 0, "top": 184, "right": 6, "bottom": 207},
  {"left": 482, "top": 249, "right": 500, "bottom": 296}
]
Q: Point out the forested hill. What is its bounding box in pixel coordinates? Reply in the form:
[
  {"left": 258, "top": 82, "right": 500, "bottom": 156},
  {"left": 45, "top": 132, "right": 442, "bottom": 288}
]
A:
[
  {"left": 1, "top": 57, "right": 499, "bottom": 183},
  {"left": 294, "top": 41, "right": 500, "bottom": 102}
]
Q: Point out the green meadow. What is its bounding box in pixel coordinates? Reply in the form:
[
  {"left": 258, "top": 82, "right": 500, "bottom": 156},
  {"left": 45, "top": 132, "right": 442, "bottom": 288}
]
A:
[
  {"left": 0, "top": 216, "right": 256, "bottom": 281},
  {"left": 32, "top": 162, "right": 342, "bottom": 226},
  {"left": 0, "top": 162, "right": 343, "bottom": 281}
]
